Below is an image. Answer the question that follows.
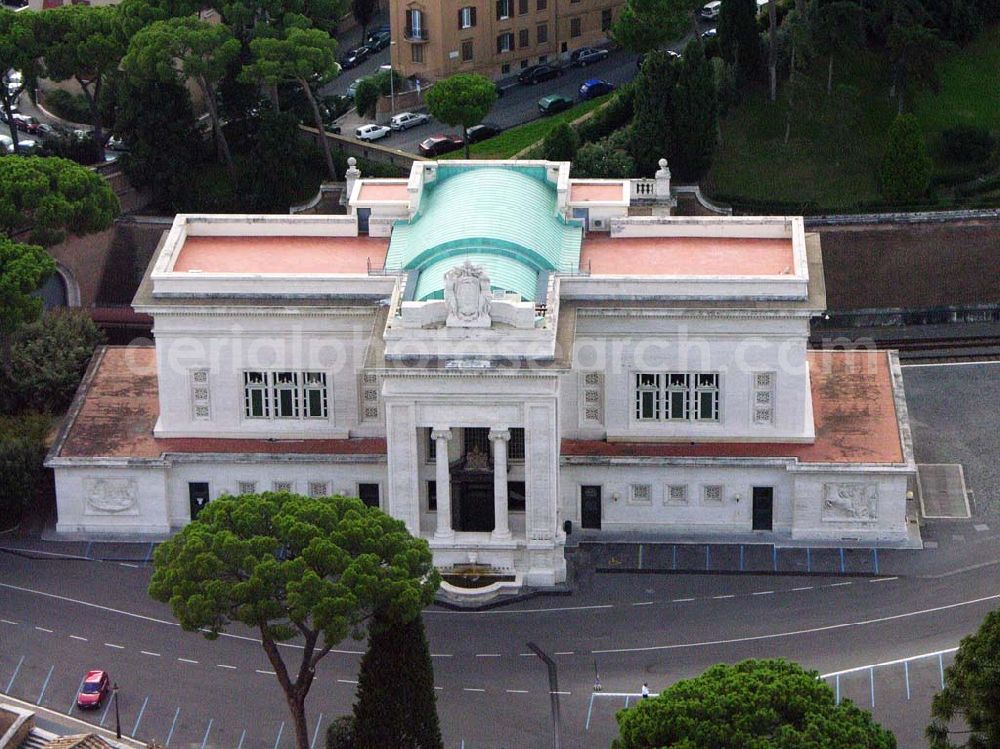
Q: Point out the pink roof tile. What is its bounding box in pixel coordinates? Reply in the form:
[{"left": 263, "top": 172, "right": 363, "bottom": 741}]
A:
[
  {"left": 173, "top": 236, "right": 389, "bottom": 275},
  {"left": 580, "top": 236, "right": 795, "bottom": 276}
]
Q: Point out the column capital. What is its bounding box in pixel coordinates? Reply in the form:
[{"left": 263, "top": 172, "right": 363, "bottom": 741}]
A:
[
  {"left": 488, "top": 428, "right": 511, "bottom": 442},
  {"left": 430, "top": 428, "right": 452, "bottom": 442}
]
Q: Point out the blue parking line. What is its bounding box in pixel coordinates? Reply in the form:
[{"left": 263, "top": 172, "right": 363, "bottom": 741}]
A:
[
  {"left": 68, "top": 675, "right": 86, "bottom": 714},
  {"left": 806, "top": 547, "right": 812, "bottom": 572},
  {"left": 672, "top": 545, "right": 677, "bottom": 570},
  {"left": 904, "top": 661, "right": 911, "bottom": 700},
  {"left": 772, "top": 546, "right": 778, "bottom": 571},
  {"left": 839, "top": 548, "right": 846, "bottom": 573},
  {"left": 869, "top": 666, "right": 875, "bottom": 707},
  {"left": 309, "top": 713, "right": 323, "bottom": 749},
  {"left": 199, "top": 718, "right": 214, "bottom": 749},
  {"left": 6, "top": 655, "right": 24, "bottom": 693},
  {"left": 273, "top": 721, "right": 285, "bottom": 749},
  {"left": 100, "top": 697, "right": 112, "bottom": 726},
  {"left": 165, "top": 707, "right": 180, "bottom": 747},
  {"left": 144, "top": 543, "right": 154, "bottom": 564},
  {"left": 739, "top": 544, "right": 744, "bottom": 571},
  {"left": 37, "top": 665, "right": 54, "bottom": 705},
  {"left": 705, "top": 545, "right": 710, "bottom": 571},
  {"left": 132, "top": 695, "right": 149, "bottom": 735},
  {"left": 835, "top": 674, "right": 841, "bottom": 704},
  {"left": 939, "top": 653, "right": 945, "bottom": 688},
  {"left": 84, "top": 541, "right": 92, "bottom": 560},
  {"left": 872, "top": 548, "right": 879, "bottom": 575},
  {"left": 236, "top": 729, "right": 246, "bottom": 749}
]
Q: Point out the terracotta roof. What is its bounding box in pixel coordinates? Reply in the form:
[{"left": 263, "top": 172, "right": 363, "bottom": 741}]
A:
[
  {"left": 42, "top": 734, "right": 114, "bottom": 749},
  {"left": 569, "top": 182, "right": 626, "bottom": 203},
  {"left": 579, "top": 236, "right": 795, "bottom": 277},
  {"left": 562, "top": 350, "right": 904, "bottom": 465},
  {"left": 173, "top": 236, "right": 389, "bottom": 275},
  {"left": 54, "top": 347, "right": 387, "bottom": 460}
]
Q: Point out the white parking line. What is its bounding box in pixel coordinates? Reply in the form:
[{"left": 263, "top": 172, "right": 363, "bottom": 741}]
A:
[
  {"left": 177, "top": 658, "right": 198, "bottom": 664},
  {"left": 869, "top": 577, "right": 899, "bottom": 583},
  {"left": 1, "top": 619, "right": 17, "bottom": 625},
  {"left": 463, "top": 688, "right": 486, "bottom": 692},
  {"left": 830, "top": 582, "right": 853, "bottom": 587},
  {"left": 672, "top": 598, "right": 695, "bottom": 603},
  {"left": 519, "top": 653, "right": 535, "bottom": 657},
  {"left": 118, "top": 563, "right": 139, "bottom": 569},
  {"left": 554, "top": 651, "right": 574, "bottom": 656},
  {"left": 430, "top": 653, "right": 453, "bottom": 658},
  {"left": 217, "top": 664, "right": 237, "bottom": 670},
  {"left": 791, "top": 586, "right": 814, "bottom": 592},
  {"left": 140, "top": 651, "right": 160, "bottom": 657},
  {"left": 752, "top": 591, "right": 774, "bottom": 596},
  {"left": 256, "top": 669, "right": 276, "bottom": 676},
  {"left": 713, "top": 595, "right": 735, "bottom": 600},
  {"left": 336, "top": 679, "right": 357, "bottom": 685},
  {"left": 105, "top": 643, "right": 125, "bottom": 649},
  {"left": 475, "top": 653, "right": 501, "bottom": 658},
  {"left": 69, "top": 635, "right": 88, "bottom": 642},
  {"left": 632, "top": 601, "right": 654, "bottom": 606},
  {"left": 35, "top": 626, "right": 53, "bottom": 633},
  {"left": 550, "top": 691, "right": 571, "bottom": 695},
  {"left": 505, "top": 689, "right": 529, "bottom": 694}
]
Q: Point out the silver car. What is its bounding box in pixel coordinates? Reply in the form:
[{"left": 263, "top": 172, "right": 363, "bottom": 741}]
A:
[{"left": 389, "top": 112, "right": 430, "bottom": 131}]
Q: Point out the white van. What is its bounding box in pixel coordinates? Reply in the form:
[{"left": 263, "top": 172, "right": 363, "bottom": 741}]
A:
[{"left": 700, "top": 0, "right": 722, "bottom": 19}]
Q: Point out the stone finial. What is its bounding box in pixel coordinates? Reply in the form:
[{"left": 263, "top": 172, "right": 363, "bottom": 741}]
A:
[
  {"left": 344, "top": 156, "right": 362, "bottom": 208},
  {"left": 654, "top": 157, "right": 671, "bottom": 199}
]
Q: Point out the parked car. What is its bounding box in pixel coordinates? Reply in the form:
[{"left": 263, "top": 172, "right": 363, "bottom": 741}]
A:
[
  {"left": 324, "top": 123, "right": 342, "bottom": 134},
  {"left": 570, "top": 46, "right": 610, "bottom": 67},
  {"left": 389, "top": 111, "right": 430, "bottom": 131},
  {"left": 105, "top": 135, "right": 128, "bottom": 151},
  {"left": 466, "top": 122, "right": 502, "bottom": 143},
  {"left": 366, "top": 29, "right": 392, "bottom": 52},
  {"left": 418, "top": 135, "right": 463, "bottom": 156},
  {"left": 0, "top": 134, "right": 12, "bottom": 153},
  {"left": 518, "top": 64, "right": 563, "bottom": 85},
  {"left": 538, "top": 94, "right": 573, "bottom": 115},
  {"left": 700, "top": 0, "right": 722, "bottom": 18},
  {"left": 339, "top": 45, "right": 371, "bottom": 69},
  {"left": 355, "top": 123, "right": 391, "bottom": 141},
  {"left": 76, "top": 670, "right": 111, "bottom": 710},
  {"left": 701, "top": 27, "right": 718, "bottom": 38},
  {"left": 578, "top": 78, "right": 615, "bottom": 100},
  {"left": 11, "top": 113, "right": 38, "bottom": 133},
  {"left": 636, "top": 50, "right": 681, "bottom": 70},
  {"left": 345, "top": 78, "right": 365, "bottom": 99}
]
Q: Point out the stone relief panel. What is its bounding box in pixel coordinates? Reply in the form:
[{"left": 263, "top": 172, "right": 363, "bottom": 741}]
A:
[
  {"left": 445, "top": 261, "right": 492, "bottom": 328},
  {"left": 821, "top": 482, "right": 878, "bottom": 522},
  {"left": 83, "top": 478, "right": 140, "bottom": 515}
]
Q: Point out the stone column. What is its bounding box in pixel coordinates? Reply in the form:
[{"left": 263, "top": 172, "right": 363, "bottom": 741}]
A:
[
  {"left": 490, "top": 428, "right": 512, "bottom": 540},
  {"left": 431, "top": 429, "right": 453, "bottom": 539}
]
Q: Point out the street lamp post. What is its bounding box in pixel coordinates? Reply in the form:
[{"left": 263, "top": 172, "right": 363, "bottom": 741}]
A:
[
  {"left": 379, "top": 63, "right": 395, "bottom": 116},
  {"left": 112, "top": 682, "right": 121, "bottom": 739},
  {"left": 527, "top": 642, "right": 561, "bottom": 749}
]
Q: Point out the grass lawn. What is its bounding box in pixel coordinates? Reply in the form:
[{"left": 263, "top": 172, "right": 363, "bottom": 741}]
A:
[
  {"left": 705, "top": 25, "right": 999, "bottom": 211},
  {"left": 441, "top": 95, "right": 611, "bottom": 160}
]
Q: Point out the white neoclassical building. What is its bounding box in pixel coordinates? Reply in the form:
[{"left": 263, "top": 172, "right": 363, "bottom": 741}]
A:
[{"left": 47, "top": 160, "right": 918, "bottom": 589}]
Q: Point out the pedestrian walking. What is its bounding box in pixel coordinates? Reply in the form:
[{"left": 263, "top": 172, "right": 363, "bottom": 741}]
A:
[{"left": 641, "top": 682, "right": 650, "bottom": 699}]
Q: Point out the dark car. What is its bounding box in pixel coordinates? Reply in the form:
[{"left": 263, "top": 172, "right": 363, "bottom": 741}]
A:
[
  {"left": 518, "top": 64, "right": 563, "bottom": 85},
  {"left": 76, "top": 670, "right": 111, "bottom": 710},
  {"left": 339, "top": 45, "right": 371, "bottom": 69},
  {"left": 419, "top": 135, "right": 464, "bottom": 156},
  {"left": 578, "top": 78, "right": 615, "bottom": 100},
  {"left": 538, "top": 94, "right": 573, "bottom": 115},
  {"left": 466, "top": 122, "right": 502, "bottom": 144},
  {"left": 366, "top": 30, "right": 392, "bottom": 51},
  {"left": 570, "top": 46, "right": 610, "bottom": 67}
]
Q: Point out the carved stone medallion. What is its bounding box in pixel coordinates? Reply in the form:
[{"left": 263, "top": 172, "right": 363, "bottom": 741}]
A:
[
  {"left": 84, "top": 478, "right": 139, "bottom": 515},
  {"left": 821, "top": 482, "right": 878, "bottom": 522},
  {"left": 444, "top": 261, "right": 492, "bottom": 328}
]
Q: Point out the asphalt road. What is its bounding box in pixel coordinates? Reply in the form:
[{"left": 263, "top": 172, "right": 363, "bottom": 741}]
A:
[{"left": 1, "top": 361, "right": 997, "bottom": 748}]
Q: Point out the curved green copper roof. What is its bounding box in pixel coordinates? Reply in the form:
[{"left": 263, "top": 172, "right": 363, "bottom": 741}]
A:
[{"left": 385, "top": 165, "right": 582, "bottom": 301}]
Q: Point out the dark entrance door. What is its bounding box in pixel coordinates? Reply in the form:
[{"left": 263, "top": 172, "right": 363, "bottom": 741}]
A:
[
  {"left": 358, "top": 483, "right": 380, "bottom": 508},
  {"left": 357, "top": 208, "right": 371, "bottom": 234},
  {"left": 581, "top": 485, "right": 602, "bottom": 529},
  {"left": 752, "top": 487, "right": 774, "bottom": 531},
  {"left": 458, "top": 482, "right": 495, "bottom": 532},
  {"left": 188, "top": 482, "right": 210, "bottom": 520}
]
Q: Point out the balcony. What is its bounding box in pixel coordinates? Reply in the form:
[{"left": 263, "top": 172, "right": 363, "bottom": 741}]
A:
[{"left": 404, "top": 27, "right": 429, "bottom": 41}]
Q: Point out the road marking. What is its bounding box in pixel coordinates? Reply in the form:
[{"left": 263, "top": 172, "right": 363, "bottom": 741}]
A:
[
  {"left": 118, "top": 563, "right": 139, "bottom": 569},
  {"left": 752, "top": 591, "right": 774, "bottom": 596},
  {"left": 519, "top": 653, "right": 535, "bottom": 657},
  {"left": 69, "top": 635, "right": 88, "bottom": 642},
  {"left": 791, "top": 586, "right": 814, "bottom": 591},
  {"left": 672, "top": 598, "right": 695, "bottom": 603},
  {"left": 505, "top": 689, "right": 529, "bottom": 694},
  {"left": 104, "top": 643, "right": 124, "bottom": 649},
  {"left": 554, "top": 651, "right": 574, "bottom": 655},
  {"left": 632, "top": 601, "right": 654, "bottom": 606},
  {"left": 35, "top": 626, "right": 53, "bottom": 633},
  {"left": 713, "top": 595, "right": 735, "bottom": 600},
  {"left": 869, "top": 577, "right": 899, "bottom": 583},
  {"left": 434, "top": 686, "right": 443, "bottom": 691},
  {"left": 256, "top": 669, "right": 276, "bottom": 676},
  {"left": 217, "top": 664, "right": 237, "bottom": 670},
  {"left": 463, "top": 688, "right": 486, "bottom": 692},
  {"left": 829, "top": 582, "right": 852, "bottom": 587},
  {"left": 178, "top": 657, "right": 199, "bottom": 664},
  {"left": 431, "top": 653, "right": 453, "bottom": 658},
  {"left": 426, "top": 603, "right": 614, "bottom": 615},
  {"left": 141, "top": 651, "right": 160, "bottom": 657},
  {"left": 550, "top": 691, "right": 571, "bottom": 695},
  {"left": 336, "top": 679, "right": 358, "bottom": 685},
  {"left": 475, "top": 653, "right": 501, "bottom": 658},
  {"left": 592, "top": 592, "right": 1000, "bottom": 655},
  {"left": 1, "top": 619, "right": 17, "bottom": 625}
]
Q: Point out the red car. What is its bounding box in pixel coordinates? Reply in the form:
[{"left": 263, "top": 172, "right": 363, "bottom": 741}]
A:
[
  {"left": 77, "top": 670, "right": 111, "bottom": 709},
  {"left": 418, "top": 135, "right": 464, "bottom": 157}
]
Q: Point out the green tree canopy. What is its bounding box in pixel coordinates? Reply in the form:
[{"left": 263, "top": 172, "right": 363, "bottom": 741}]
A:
[
  {"left": 0, "top": 156, "right": 119, "bottom": 246},
  {"left": 351, "top": 0, "right": 377, "bottom": 42},
  {"left": 351, "top": 613, "right": 443, "bottom": 749},
  {"left": 887, "top": 22, "right": 951, "bottom": 113},
  {"left": 809, "top": 0, "right": 865, "bottom": 95},
  {"left": 36, "top": 5, "right": 126, "bottom": 161},
  {"left": 672, "top": 39, "right": 718, "bottom": 180},
  {"left": 928, "top": 608, "right": 1000, "bottom": 748},
  {"left": 543, "top": 122, "right": 580, "bottom": 162},
  {"left": 628, "top": 50, "right": 680, "bottom": 176},
  {"left": 425, "top": 73, "right": 497, "bottom": 158},
  {"left": 881, "top": 113, "right": 931, "bottom": 202},
  {"left": 244, "top": 26, "right": 340, "bottom": 179},
  {"left": 0, "top": 237, "right": 55, "bottom": 374},
  {"left": 0, "top": 10, "right": 41, "bottom": 155},
  {"left": 572, "top": 138, "right": 636, "bottom": 178},
  {"left": 718, "top": 0, "right": 763, "bottom": 85},
  {"left": 612, "top": 0, "right": 701, "bottom": 52},
  {"left": 123, "top": 16, "right": 241, "bottom": 180},
  {"left": 149, "top": 491, "right": 440, "bottom": 749},
  {"left": 613, "top": 659, "right": 897, "bottom": 749}
]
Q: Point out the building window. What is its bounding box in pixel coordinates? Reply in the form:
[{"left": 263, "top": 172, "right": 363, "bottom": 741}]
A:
[
  {"left": 520, "top": 58, "right": 529, "bottom": 68},
  {"left": 244, "top": 371, "right": 269, "bottom": 418},
  {"left": 752, "top": 372, "right": 775, "bottom": 425},
  {"left": 190, "top": 368, "right": 211, "bottom": 421},
  {"left": 458, "top": 5, "right": 476, "bottom": 28},
  {"left": 508, "top": 481, "right": 526, "bottom": 511},
  {"left": 465, "top": 427, "right": 491, "bottom": 458},
  {"left": 237, "top": 481, "right": 257, "bottom": 495},
  {"left": 537, "top": 23, "right": 548, "bottom": 44},
  {"left": 461, "top": 39, "right": 474, "bottom": 61},
  {"left": 539, "top": 54, "right": 548, "bottom": 62},
  {"left": 496, "top": 0, "right": 511, "bottom": 19},
  {"left": 666, "top": 485, "right": 688, "bottom": 505},
  {"left": 629, "top": 484, "right": 652, "bottom": 505},
  {"left": 519, "top": 28, "right": 530, "bottom": 47},
  {"left": 302, "top": 372, "right": 328, "bottom": 418},
  {"left": 501, "top": 63, "right": 511, "bottom": 74},
  {"left": 359, "top": 483, "right": 380, "bottom": 508},
  {"left": 497, "top": 32, "right": 514, "bottom": 53},
  {"left": 405, "top": 8, "right": 424, "bottom": 37},
  {"left": 634, "top": 372, "right": 720, "bottom": 423},
  {"left": 536, "top": 0, "right": 546, "bottom": 9},
  {"left": 308, "top": 482, "right": 329, "bottom": 498},
  {"left": 509, "top": 428, "right": 525, "bottom": 461},
  {"left": 427, "top": 480, "right": 437, "bottom": 510},
  {"left": 560, "top": 41, "right": 568, "bottom": 52},
  {"left": 273, "top": 481, "right": 294, "bottom": 493},
  {"left": 702, "top": 485, "right": 724, "bottom": 505},
  {"left": 518, "top": 0, "right": 528, "bottom": 13},
  {"left": 602, "top": 7, "right": 612, "bottom": 30},
  {"left": 570, "top": 17, "right": 581, "bottom": 36},
  {"left": 272, "top": 372, "right": 299, "bottom": 418},
  {"left": 411, "top": 44, "right": 425, "bottom": 63}
]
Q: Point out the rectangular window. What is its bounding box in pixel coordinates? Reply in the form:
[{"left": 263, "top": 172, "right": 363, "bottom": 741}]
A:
[
  {"left": 694, "top": 373, "right": 720, "bottom": 421},
  {"left": 752, "top": 372, "right": 775, "bottom": 425},
  {"left": 570, "top": 17, "right": 581, "bottom": 36},
  {"left": 359, "top": 483, "right": 380, "bottom": 508},
  {"left": 458, "top": 6, "right": 476, "bottom": 27},
  {"left": 237, "top": 481, "right": 257, "bottom": 495},
  {"left": 666, "top": 373, "right": 690, "bottom": 420},
  {"left": 244, "top": 371, "right": 269, "bottom": 418},
  {"left": 461, "top": 39, "right": 474, "bottom": 61},
  {"left": 496, "top": 0, "right": 511, "bottom": 19},
  {"left": 273, "top": 481, "right": 294, "bottom": 493},
  {"left": 518, "top": 0, "right": 528, "bottom": 13},
  {"left": 702, "top": 485, "right": 724, "bottom": 504},
  {"left": 497, "top": 32, "right": 514, "bottom": 53},
  {"left": 601, "top": 7, "right": 612, "bottom": 30},
  {"left": 502, "top": 63, "right": 511, "bottom": 74},
  {"left": 302, "top": 372, "right": 328, "bottom": 418},
  {"left": 411, "top": 44, "right": 425, "bottom": 63},
  {"left": 308, "top": 481, "right": 329, "bottom": 498},
  {"left": 508, "top": 481, "right": 526, "bottom": 511},
  {"left": 666, "top": 485, "right": 688, "bottom": 505},
  {"left": 629, "top": 484, "right": 652, "bottom": 505},
  {"left": 465, "top": 427, "right": 491, "bottom": 458},
  {"left": 519, "top": 28, "right": 529, "bottom": 47},
  {"left": 537, "top": 0, "right": 546, "bottom": 9},
  {"left": 509, "top": 428, "right": 525, "bottom": 461},
  {"left": 272, "top": 371, "right": 299, "bottom": 418},
  {"left": 520, "top": 58, "right": 529, "bottom": 68},
  {"left": 427, "top": 480, "right": 437, "bottom": 510},
  {"left": 635, "top": 373, "right": 660, "bottom": 420}
]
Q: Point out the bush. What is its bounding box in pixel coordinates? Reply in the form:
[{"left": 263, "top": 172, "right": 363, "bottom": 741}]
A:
[
  {"left": 881, "top": 114, "right": 932, "bottom": 202},
  {"left": 40, "top": 88, "right": 93, "bottom": 125},
  {"left": 0, "top": 414, "right": 51, "bottom": 528},
  {"left": 937, "top": 124, "right": 996, "bottom": 164},
  {"left": 575, "top": 83, "right": 635, "bottom": 144},
  {"left": 325, "top": 716, "right": 355, "bottom": 749},
  {"left": 543, "top": 122, "right": 580, "bottom": 162},
  {"left": 573, "top": 138, "right": 636, "bottom": 177}
]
